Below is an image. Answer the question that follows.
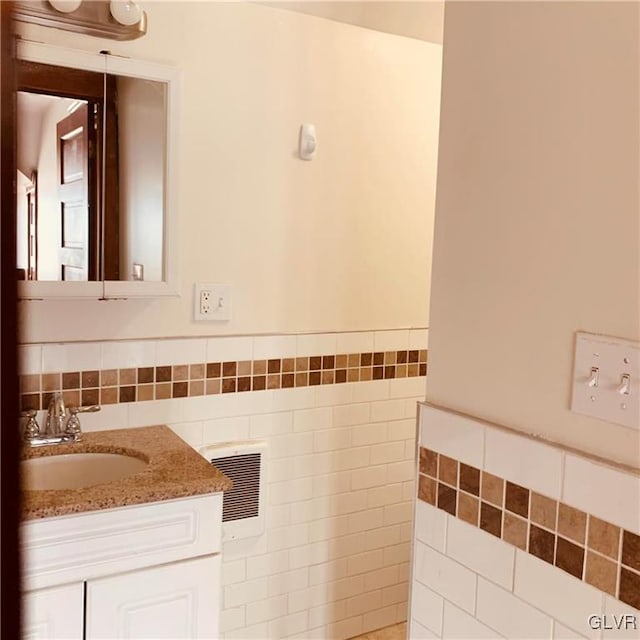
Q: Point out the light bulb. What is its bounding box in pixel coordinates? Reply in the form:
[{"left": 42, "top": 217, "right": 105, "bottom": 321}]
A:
[
  {"left": 49, "top": 0, "right": 82, "bottom": 12},
  {"left": 109, "top": 0, "right": 142, "bottom": 26}
]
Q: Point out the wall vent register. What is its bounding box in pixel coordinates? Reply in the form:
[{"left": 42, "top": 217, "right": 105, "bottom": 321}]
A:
[{"left": 200, "top": 441, "right": 266, "bottom": 541}]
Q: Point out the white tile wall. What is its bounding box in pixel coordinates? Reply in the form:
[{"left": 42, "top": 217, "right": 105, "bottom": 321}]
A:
[{"left": 410, "top": 403, "right": 640, "bottom": 640}]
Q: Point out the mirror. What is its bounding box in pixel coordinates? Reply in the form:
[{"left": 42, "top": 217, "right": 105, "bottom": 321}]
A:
[{"left": 16, "top": 41, "right": 180, "bottom": 298}]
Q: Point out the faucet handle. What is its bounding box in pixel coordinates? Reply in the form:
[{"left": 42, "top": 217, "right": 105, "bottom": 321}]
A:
[
  {"left": 65, "top": 405, "right": 101, "bottom": 441},
  {"left": 21, "top": 409, "right": 40, "bottom": 442}
]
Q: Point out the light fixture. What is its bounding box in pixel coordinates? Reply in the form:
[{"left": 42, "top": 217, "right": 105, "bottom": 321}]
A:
[
  {"left": 109, "top": 0, "right": 142, "bottom": 26},
  {"left": 48, "top": 0, "right": 82, "bottom": 13}
]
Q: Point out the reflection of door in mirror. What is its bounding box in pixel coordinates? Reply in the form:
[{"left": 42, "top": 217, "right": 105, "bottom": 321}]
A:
[{"left": 16, "top": 61, "right": 119, "bottom": 281}]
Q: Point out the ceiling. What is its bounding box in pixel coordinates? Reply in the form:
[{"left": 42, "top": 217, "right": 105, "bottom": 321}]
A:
[{"left": 258, "top": 1, "right": 445, "bottom": 44}]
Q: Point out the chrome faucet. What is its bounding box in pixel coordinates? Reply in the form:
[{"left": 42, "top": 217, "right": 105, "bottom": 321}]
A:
[{"left": 22, "top": 392, "right": 101, "bottom": 447}]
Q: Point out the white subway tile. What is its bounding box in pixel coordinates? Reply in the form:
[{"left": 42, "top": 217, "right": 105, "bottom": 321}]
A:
[
  {"left": 419, "top": 404, "right": 484, "bottom": 468},
  {"left": 513, "top": 550, "right": 603, "bottom": 639},
  {"left": 309, "top": 559, "right": 348, "bottom": 586},
  {"left": 42, "top": 341, "right": 102, "bottom": 372},
  {"left": 370, "top": 441, "right": 406, "bottom": 465},
  {"left": 330, "top": 446, "right": 371, "bottom": 472},
  {"left": 410, "top": 581, "right": 443, "bottom": 636},
  {"left": 206, "top": 336, "right": 253, "bottom": 363},
  {"left": 245, "top": 551, "right": 289, "bottom": 580},
  {"left": 223, "top": 535, "right": 268, "bottom": 561},
  {"left": 326, "top": 614, "right": 362, "bottom": 640},
  {"left": 347, "top": 508, "right": 384, "bottom": 534},
  {"left": 269, "top": 433, "right": 315, "bottom": 459},
  {"left": 398, "top": 562, "right": 410, "bottom": 583},
  {"left": 553, "top": 622, "right": 589, "bottom": 639},
  {"left": 314, "top": 384, "right": 354, "bottom": 408},
  {"left": 252, "top": 335, "right": 297, "bottom": 360},
  {"left": 293, "top": 407, "right": 333, "bottom": 432},
  {"left": 446, "top": 516, "right": 515, "bottom": 589},
  {"left": 404, "top": 440, "right": 417, "bottom": 461},
  {"left": 101, "top": 340, "right": 155, "bottom": 369},
  {"left": 371, "top": 399, "right": 408, "bottom": 423},
  {"left": 224, "top": 577, "right": 268, "bottom": 608},
  {"left": 266, "top": 505, "right": 291, "bottom": 529},
  {"left": 270, "top": 478, "right": 314, "bottom": 505},
  {"left": 267, "top": 523, "right": 309, "bottom": 552},
  {"left": 222, "top": 559, "right": 247, "bottom": 586},
  {"left": 330, "top": 490, "right": 369, "bottom": 516},
  {"left": 476, "top": 576, "right": 553, "bottom": 638},
  {"left": 249, "top": 412, "right": 293, "bottom": 438},
  {"left": 289, "top": 541, "right": 331, "bottom": 569},
  {"left": 314, "top": 427, "right": 352, "bottom": 452},
  {"left": 168, "top": 422, "right": 203, "bottom": 450},
  {"left": 329, "top": 533, "right": 363, "bottom": 560},
  {"left": 413, "top": 540, "right": 476, "bottom": 613},
  {"left": 308, "top": 515, "right": 350, "bottom": 543},
  {"left": 287, "top": 584, "right": 328, "bottom": 613},
  {"left": 267, "top": 611, "right": 308, "bottom": 639},
  {"left": 351, "top": 380, "right": 390, "bottom": 403},
  {"left": 182, "top": 393, "right": 242, "bottom": 423},
  {"left": 383, "top": 542, "right": 411, "bottom": 567},
  {"left": 126, "top": 398, "right": 183, "bottom": 428},
  {"left": 403, "top": 479, "right": 415, "bottom": 501},
  {"left": 246, "top": 594, "right": 288, "bottom": 625},
  {"left": 351, "top": 465, "right": 388, "bottom": 490},
  {"left": 563, "top": 454, "right": 640, "bottom": 534},
  {"left": 442, "top": 600, "right": 505, "bottom": 639},
  {"left": 155, "top": 338, "right": 206, "bottom": 365},
  {"left": 382, "top": 582, "right": 408, "bottom": 607},
  {"left": 202, "top": 416, "right": 250, "bottom": 444},
  {"left": 352, "top": 423, "right": 388, "bottom": 447},
  {"left": 386, "top": 460, "right": 415, "bottom": 483},
  {"left": 383, "top": 501, "right": 413, "bottom": 526},
  {"left": 313, "top": 471, "right": 351, "bottom": 497},
  {"left": 308, "top": 599, "right": 347, "bottom": 629},
  {"left": 414, "top": 502, "right": 447, "bottom": 553},
  {"left": 270, "top": 387, "right": 316, "bottom": 412},
  {"left": 287, "top": 625, "right": 326, "bottom": 640},
  {"left": 296, "top": 333, "right": 337, "bottom": 357},
  {"left": 602, "top": 595, "right": 640, "bottom": 639},
  {"left": 367, "top": 484, "right": 404, "bottom": 509},
  {"left": 269, "top": 453, "right": 331, "bottom": 483},
  {"left": 388, "top": 418, "right": 417, "bottom": 441},
  {"left": 346, "top": 589, "right": 382, "bottom": 616},
  {"left": 335, "top": 332, "right": 375, "bottom": 354},
  {"left": 347, "top": 549, "right": 384, "bottom": 576},
  {"left": 289, "top": 497, "right": 331, "bottom": 524},
  {"left": 409, "top": 329, "right": 429, "bottom": 350},
  {"left": 485, "top": 427, "right": 564, "bottom": 500},
  {"left": 333, "top": 403, "right": 371, "bottom": 427},
  {"left": 389, "top": 377, "right": 427, "bottom": 399},
  {"left": 362, "top": 566, "right": 399, "bottom": 593},
  {"left": 223, "top": 622, "right": 268, "bottom": 640},
  {"left": 219, "top": 606, "right": 245, "bottom": 633},
  {"left": 409, "top": 618, "right": 439, "bottom": 639},
  {"left": 364, "top": 525, "right": 403, "bottom": 552},
  {"left": 18, "top": 344, "right": 42, "bottom": 374},
  {"left": 373, "top": 330, "right": 410, "bottom": 352}
]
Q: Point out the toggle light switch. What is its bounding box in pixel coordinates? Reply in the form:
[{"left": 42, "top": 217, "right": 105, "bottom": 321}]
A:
[
  {"left": 618, "top": 374, "right": 631, "bottom": 396},
  {"left": 587, "top": 367, "right": 599, "bottom": 387}
]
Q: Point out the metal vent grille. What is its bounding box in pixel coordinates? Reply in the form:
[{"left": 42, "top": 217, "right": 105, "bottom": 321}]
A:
[{"left": 211, "top": 453, "right": 261, "bottom": 522}]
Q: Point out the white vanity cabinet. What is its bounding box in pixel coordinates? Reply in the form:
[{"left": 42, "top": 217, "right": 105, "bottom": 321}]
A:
[{"left": 22, "top": 493, "right": 223, "bottom": 640}]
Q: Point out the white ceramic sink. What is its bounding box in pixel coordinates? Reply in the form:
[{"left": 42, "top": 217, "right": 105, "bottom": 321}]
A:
[{"left": 22, "top": 452, "right": 148, "bottom": 491}]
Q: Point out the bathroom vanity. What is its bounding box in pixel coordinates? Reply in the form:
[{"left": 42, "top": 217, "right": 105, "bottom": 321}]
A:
[{"left": 21, "top": 426, "right": 232, "bottom": 639}]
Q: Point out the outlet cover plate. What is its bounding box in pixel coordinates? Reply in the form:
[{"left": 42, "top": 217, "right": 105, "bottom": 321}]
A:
[
  {"left": 571, "top": 332, "right": 640, "bottom": 430},
  {"left": 194, "top": 283, "right": 232, "bottom": 321}
]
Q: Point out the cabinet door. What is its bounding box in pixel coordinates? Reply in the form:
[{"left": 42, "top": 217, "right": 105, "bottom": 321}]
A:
[
  {"left": 86, "top": 554, "right": 220, "bottom": 639},
  {"left": 23, "top": 583, "right": 84, "bottom": 640}
]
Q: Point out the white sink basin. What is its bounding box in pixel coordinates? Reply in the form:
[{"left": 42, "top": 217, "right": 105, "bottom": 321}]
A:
[{"left": 22, "top": 452, "right": 148, "bottom": 491}]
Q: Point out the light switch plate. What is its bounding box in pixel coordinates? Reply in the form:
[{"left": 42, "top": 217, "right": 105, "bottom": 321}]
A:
[{"left": 571, "top": 332, "right": 640, "bottom": 430}]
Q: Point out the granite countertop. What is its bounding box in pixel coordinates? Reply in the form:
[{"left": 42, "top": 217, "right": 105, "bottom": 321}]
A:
[{"left": 21, "top": 425, "right": 233, "bottom": 520}]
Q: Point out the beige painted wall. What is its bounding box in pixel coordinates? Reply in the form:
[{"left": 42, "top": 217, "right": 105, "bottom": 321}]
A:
[
  {"left": 17, "top": 1, "right": 442, "bottom": 343},
  {"left": 426, "top": 2, "right": 640, "bottom": 467}
]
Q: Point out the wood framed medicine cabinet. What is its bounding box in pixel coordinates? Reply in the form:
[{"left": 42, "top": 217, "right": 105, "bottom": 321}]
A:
[{"left": 15, "top": 41, "right": 181, "bottom": 299}]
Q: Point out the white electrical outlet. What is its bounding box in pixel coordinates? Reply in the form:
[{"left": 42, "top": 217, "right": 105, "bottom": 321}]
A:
[{"left": 194, "top": 283, "right": 232, "bottom": 321}]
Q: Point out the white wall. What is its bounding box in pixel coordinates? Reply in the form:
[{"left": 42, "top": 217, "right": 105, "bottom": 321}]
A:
[
  {"left": 16, "top": 170, "right": 30, "bottom": 273},
  {"left": 16, "top": 1, "right": 442, "bottom": 343},
  {"left": 426, "top": 1, "right": 640, "bottom": 468}
]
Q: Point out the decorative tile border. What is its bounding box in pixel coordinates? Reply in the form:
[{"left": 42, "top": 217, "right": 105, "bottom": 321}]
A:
[
  {"left": 20, "top": 349, "right": 428, "bottom": 411},
  {"left": 418, "top": 446, "right": 640, "bottom": 610}
]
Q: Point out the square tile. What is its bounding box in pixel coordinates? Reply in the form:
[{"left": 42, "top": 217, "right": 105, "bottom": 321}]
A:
[
  {"left": 618, "top": 568, "right": 640, "bottom": 610},
  {"left": 206, "top": 379, "right": 221, "bottom": 395},
  {"left": 137, "top": 384, "right": 154, "bottom": 402},
  {"left": 237, "top": 376, "right": 251, "bottom": 392},
  {"left": 437, "top": 483, "right": 456, "bottom": 516},
  {"left": 61, "top": 372, "right": 79, "bottom": 390},
  {"left": 189, "top": 364, "right": 205, "bottom": 380},
  {"left": 459, "top": 464, "right": 480, "bottom": 496},
  {"left": 438, "top": 455, "right": 458, "bottom": 487},
  {"left": 155, "top": 383, "right": 171, "bottom": 400},
  {"left": 189, "top": 380, "right": 204, "bottom": 397},
  {"left": 253, "top": 360, "right": 267, "bottom": 375},
  {"left": 480, "top": 502, "right": 502, "bottom": 538},
  {"left": 530, "top": 493, "right": 557, "bottom": 531},
  {"left": 282, "top": 358, "right": 295, "bottom": 373},
  {"left": 457, "top": 493, "right": 479, "bottom": 527},
  {"left": 505, "top": 482, "right": 529, "bottom": 518},
  {"left": 584, "top": 551, "right": 617, "bottom": 596},
  {"left": 137, "top": 367, "right": 154, "bottom": 384},
  {"left": 587, "top": 516, "right": 620, "bottom": 559},
  {"left": 481, "top": 472, "right": 504, "bottom": 507},
  {"left": 557, "top": 503, "right": 587, "bottom": 545},
  {"left": 100, "top": 387, "right": 118, "bottom": 405},
  {"left": 20, "top": 374, "right": 41, "bottom": 393},
  {"left": 81, "top": 388, "right": 99, "bottom": 406},
  {"left": 119, "top": 368, "right": 136, "bottom": 385},
  {"left": 172, "top": 365, "right": 188, "bottom": 381},
  {"left": 41, "top": 373, "right": 61, "bottom": 392},
  {"left": 621, "top": 530, "right": 640, "bottom": 572},
  {"left": 206, "top": 362, "right": 221, "bottom": 378},
  {"left": 222, "top": 378, "right": 236, "bottom": 393},
  {"left": 119, "top": 386, "right": 136, "bottom": 403},
  {"left": 418, "top": 475, "right": 436, "bottom": 506},
  {"left": 62, "top": 389, "right": 80, "bottom": 407},
  {"left": 529, "top": 525, "right": 555, "bottom": 564},
  {"left": 155, "top": 366, "right": 171, "bottom": 383},
  {"left": 503, "top": 512, "right": 528, "bottom": 551},
  {"left": 555, "top": 536, "right": 585, "bottom": 579},
  {"left": 223, "top": 362, "right": 237, "bottom": 377},
  {"left": 237, "top": 361, "right": 252, "bottom": 376},
  {"left": 419, "top": 448, "right": 437, "bottom": 477},
  {"left": 172, "top": 382, "right": 188, "bottom": 398}
]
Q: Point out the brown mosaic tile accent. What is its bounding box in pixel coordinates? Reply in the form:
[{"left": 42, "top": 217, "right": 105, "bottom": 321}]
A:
[
  {"left": 555, "top": 536, "right": 585, "bottom": 579},
  {"left": 557, "top": 503, "right": 587, "bottom": 545},
  {"left": 588, "top": 515, "right": 620, "bottom": 560},
  {"left": 481, "top": 471, "right": 504, "bottom": 507},
  {"left": 62, "top": 390, "right": 80, "bottom": 407},
  {"left": 282, "top": 373, "right": 295, "bottom": 389},
  {"left": 237, "top": 377, "right": 251, "bottom": 393},
  {"left": 458, "top": 492, "right": 479, "bottom": 527},
  {"left": 480, "top": 502, "right": 502, "bottom": 538},
  {"left": 100, "top": 387, "right": 118, "bottom": 405},
  {"left": 206, "top": 379, "right": 221, "bottom": 395},
  {"left": 21, "top": 394, "right": 40, "bottom": 411},
  {"left": 373, "top": 352, "right": 384, "bottom": 366},
  {"left": 155, "top": 383, "right": 171, "bottom": 400},
  {"left": 222, "top": 361, "right": 237, "bottom": 377},
  {"left": 282, "top": 358, "right": 295, "bottom": 373},
  {"left": 189, "top": 380, "right": 204, "bottom": 397},
  {"left": 295, "top": 373, "right": 308, "bottom": 387},
  {"left": 119, "top": 368, "right": 136, "bottom": 385},
  {"left": 81, "top": 388, "right": 100, "bottom": 406},
  {"left": 267, "top": 359, "right": 281, "bottom": 374},
  {"left": 621, "top": 530, "right": 640, "bottom": 572},
  {"left": 222, "top": 378, "right": 236, "bottom": 393},
  {"left": 418, "top": 474, "right": 436, "bottom": 506},
  {"left": 335, "top": 354, "right": 348, "bottom": 369},
  {"left": 505, "top": 482, "right": 529, "bottom": 518},
  {"left": 189, "top": 364, "right": 204, "bottom": 380},
  {"left": 360, "top": 353, "right": 372, "bottom": 367},
  {"left": 585, "top": 551, "right": 617, "bottom": 596},
  {"left": 309, "top": 356, "right": 322, "bottom": 370},
  {"left": 207, "top": 362, "right": 221, "bottom": 378},
  {"left": 119, "top": 386, "right": 136, "bottom": 403},
  {"left": 137, "top": 384, "right": 154, "bottom": 402},
  {"left": 335, "top": 369, "right": 347, "bottom": 384},
  {"left": 237, "top": 361, "right": 251, "bottom": 376},
  {"left": 321, "top": 370, "right": 335, "bottom": 385},
  {"left": 619, "top": 568, "right": 640, "bottom": 609},
  {"left": 82, "top": 371, "right": 99, "bottom": 388},
  {"left": 172, "top": 382, "right": 188, "bottom": 398},
  {"left": 438, "top": 455, "right": 458, "bottom": 487},
  {"left": 530, "top": 525, "right": 555, "bottom": 564},
  {"left": 62, "top": 372, "right": 80, "bottom": 389},
  {"left": 419, "top": 448, "right": 437, "bottom": 477},
  {"left": 503, "top": 512, "right": 528, "bottom": 551},
  {"left": 172, "top": 365, "right": 188, "bottom": 381},
  {"left": 459, "top": 463, "right": 480, "bottom": 496},
  {"left": 408, "top": 350, "right": 419, "bottom": 363},
  {"left": 155, "top": 366, "right": 171, "bottom": 383},
  {"left": 137, "top": 367, "right": 154, "bottom": 384},
  {"left": 42, "top": 373, "right": 61, "bottom": 392},
  {"left": 530, "top": 492, "right": 557, "bottom": 531},
  {"left": 437, "top": 483, "right": 456, "bottom": 516},
  {"left": 309, "top": 371, "right": 321, "bottom": 386},
  {"left": 101, "top": 369, "right": 118, "bottom": 386},
  {"left": 296, "top": 357, "right": 309, "bottom": 371}
]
